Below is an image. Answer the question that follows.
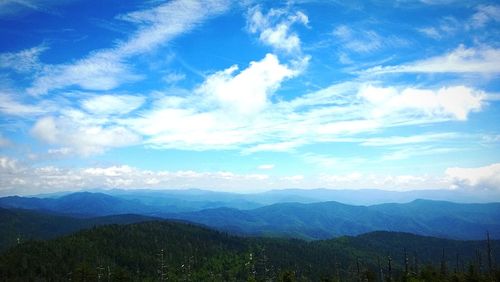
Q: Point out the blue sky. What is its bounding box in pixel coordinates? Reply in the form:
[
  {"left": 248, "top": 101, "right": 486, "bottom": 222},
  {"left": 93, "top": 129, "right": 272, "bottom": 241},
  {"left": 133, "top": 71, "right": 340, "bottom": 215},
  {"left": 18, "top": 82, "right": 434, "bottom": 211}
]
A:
[{"left": 0, "top": 0, "right": 499, "bottom": 196}]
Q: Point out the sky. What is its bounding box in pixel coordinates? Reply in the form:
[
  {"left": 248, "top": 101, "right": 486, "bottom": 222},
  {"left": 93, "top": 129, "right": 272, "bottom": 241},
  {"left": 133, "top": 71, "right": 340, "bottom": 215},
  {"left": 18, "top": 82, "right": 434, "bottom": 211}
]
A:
[{"left": 0, "top": 0, "right": 499, "bottom": 196}]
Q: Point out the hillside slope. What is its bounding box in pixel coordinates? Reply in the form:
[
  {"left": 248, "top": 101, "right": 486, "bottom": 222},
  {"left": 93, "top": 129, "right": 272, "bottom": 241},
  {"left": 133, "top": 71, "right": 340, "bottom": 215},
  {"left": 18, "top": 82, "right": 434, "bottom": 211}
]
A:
[
  {"left": 1, "top": 220, "right": 498, "bottom": 281},
  {"left": 0, "top": 207, "right": 157, "bottom": 251}
]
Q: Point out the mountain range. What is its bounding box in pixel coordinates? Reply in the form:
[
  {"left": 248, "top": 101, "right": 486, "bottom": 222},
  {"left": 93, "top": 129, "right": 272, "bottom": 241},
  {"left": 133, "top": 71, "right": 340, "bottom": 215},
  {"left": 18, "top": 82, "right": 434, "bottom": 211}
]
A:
[{"left": 1, "top": 190, "right": 499, "bottom": 241}]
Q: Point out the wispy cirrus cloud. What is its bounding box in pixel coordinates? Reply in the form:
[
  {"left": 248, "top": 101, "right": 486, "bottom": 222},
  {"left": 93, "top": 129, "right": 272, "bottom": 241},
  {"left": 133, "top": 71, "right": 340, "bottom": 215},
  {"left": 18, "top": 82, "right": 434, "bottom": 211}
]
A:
[
  {"left": 0, "top": 45, "right": 47, "bottom": 73},
  {"left": 470, "top": 4, "right": 500, "bottom": 28},
  {"left": 0, "top": 0, "right": 75, "bottom": 17},
  {"left": 364, "top": 45, "right": 500, "bottom": 75},
  {"left": 26, "top": 0, "right": 231, "bottom": 95},
  {"left": 0, "top": 92, "right": 51, "bottom": 116},
  {"left": 418, "top": 5, "right": 500, "bottom": 39},
  {"left": 417, "top": 16, "right": 460, "bottom": 39},
  {"left": 360, "top": 132, "right": 461, "bottom": 147},
  {"left": 81, "top": 94, "right": 145, "bottom": 116}
]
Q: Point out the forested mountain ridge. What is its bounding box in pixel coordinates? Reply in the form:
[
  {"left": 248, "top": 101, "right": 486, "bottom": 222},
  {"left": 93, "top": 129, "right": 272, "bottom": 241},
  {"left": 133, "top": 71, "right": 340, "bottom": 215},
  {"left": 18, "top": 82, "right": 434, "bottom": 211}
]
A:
[
  {"left": 1, "top": 192, "right": 499, "bottom": 240},
  {"left": 1, "top": 220, "right": 498, "bottom": 281},
  {"left": 167, "top": 200, "right": 500, "bottom": 240},
  {"left": 0, "top": 207, "right": 158, "bottom": 251}
]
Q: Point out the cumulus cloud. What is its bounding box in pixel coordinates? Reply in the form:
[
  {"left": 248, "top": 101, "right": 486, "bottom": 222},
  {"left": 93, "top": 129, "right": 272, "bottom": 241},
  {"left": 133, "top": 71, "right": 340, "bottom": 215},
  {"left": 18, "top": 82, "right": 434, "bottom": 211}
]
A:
[
  {"left": 0, "top": 160, "right": 273, "bottom": 195},
  {"left": 124, "top": 79, "right": 486, "bottom": 153},
  {"left": 197, "top": 53, "right": 296, "bottom": 115},
  {"left": 124, "top": 53, "right": 301, "bottom": 150},
  {"left": 359, "top": 84, "right": 485, "bottom": 121},
  {"left": 247, "top": 6, "right": 308, "bottom": 53},
  {"left": 31, "top": 115, "right": 141, "bottom": 156},
  {"left": 365, "top": 45, "right": 500, "bottom": 74},
  {"left": 3, "top": 156, "right": 499, "bottom": 195},
  {"left": 0, "top": 156, "right": 18, "bottom": 171},
  {"left": 0, "top": 157, "right": 453, "bottom": 195},
  {"left": 446, "top": 163, "right": 500, "bottom": 191}
]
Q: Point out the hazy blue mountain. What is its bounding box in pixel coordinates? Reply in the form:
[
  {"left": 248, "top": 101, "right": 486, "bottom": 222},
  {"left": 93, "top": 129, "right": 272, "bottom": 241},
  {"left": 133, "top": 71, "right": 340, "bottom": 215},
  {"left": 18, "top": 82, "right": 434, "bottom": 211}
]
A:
[
  {"left": 0, "top": 207, "right": 158, "bottom": 251},
  {"left": 2, "top": 191, "right": 499, "bottom": 240},
  {"left": 166, "top": 200, "right": 500, "bottom": 240},
  {"left": 14, "top": 188, "right": 498, "bottom": 212},
  {"left": 0, "top": 192, "right": 159, "bottom": 217},
  {"left": 0, "top": 190, "right": 262, "bottom": 215},
  {"left": 247, "top": 188, "right": 498, "bottom": 205},
  {"left": 101, "top": 188, "right": 262, "bottom": 211},
  {"left": 101, "top": 188, "right": 500, "bottom": 205}
]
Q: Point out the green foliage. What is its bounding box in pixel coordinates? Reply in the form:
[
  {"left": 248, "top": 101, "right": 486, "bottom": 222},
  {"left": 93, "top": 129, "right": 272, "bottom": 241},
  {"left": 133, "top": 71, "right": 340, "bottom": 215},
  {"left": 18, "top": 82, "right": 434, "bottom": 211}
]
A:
[
  {"left": 0, "top": 221, "right": 499, "bottom": 281},
  {"left": 0, "top": 207, "right": 157, "bottom": 251}
]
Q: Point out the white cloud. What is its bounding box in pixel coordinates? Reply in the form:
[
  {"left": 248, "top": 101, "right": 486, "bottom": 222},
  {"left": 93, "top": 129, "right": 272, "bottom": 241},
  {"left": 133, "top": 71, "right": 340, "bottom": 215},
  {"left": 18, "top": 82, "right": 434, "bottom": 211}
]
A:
[
  {"left": 446, "top": 163, "right": 500, "bottom": 191},
  {"left": 333, "top": 25, "right": 382, "bottom": 53},
  {"left": 0, "top": 45, "right": 46, "bottom": 73},
  {"left": 116, "top": 0, "right": 229, "bottom": 56},
  {"left": 31, "top": 115, "right": 141, "bottom": 156},
  {"left": 242, "top": 141, "right": 304, "bottom": 154},
  {"left": 417, "top": 27, "right": 442, "bottom": 39},
  {"left": 470, "top": 5, "right": 500, "bottom": 28},
  {"left": 27, "top": 0, "right": 231, "bottom": 95},
  {"left": 380, "top": 146, "right": 460, "bottom": 161},
  {"left": 127, "top": 78, "right": 486, "bottom": 153},
  {"left": 257, "top": 164, "right": 275, "bottom": 170},
  {"left": 27, "top": 52, "right": 139, "bottom": 95},
  {"left": 123, "top": 53, "right": 304, "bottom": 151},
  {"left": 332, "top": 25, "right": 408, "bottom": 54},
  {"left": 0, "top": 156, "right": 18, "bottom": 171},
  {"left": 197, "top": 53, "right": 296, "bottom": 115},
  {"left": 81, "top": 94, "right": 145, "bottom": 115},
  {"left": 3, "top": 157, "right": 500, "bottom": 195},
  {"left": 247, "top": 6, "right": 308, "bottom": 53},
  {"left": 47, "top": 147, "right": 73, "bottom": 156},
  {"left": 361, "top": 132, "right": 460, "bottom": 146},
  {"left": 0, "top": 92, "right": 50, "bottom": 116},
  {"left": 365, "top": 45, "right": 500, "bottom": 74},
  {"left": 417, "top": 16, "right": 460, "bottom": 39},
  {"left": 319, "top": 172, "right": 448, "bottom": 191},
  {"left": 0, "top": 158, "right": 447, "bottom": 195},
  {"left": 0, "top": 161, "right": 275, "bottom": 195},
  {"left": 23, "top": 74, "right": 487, "bottom": 155},
  {"left": 359, "top": 84, "right": 485, "bottom": 121},
  {"left": 163, "top": 72, "right": 186, "bottom": 84}
]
